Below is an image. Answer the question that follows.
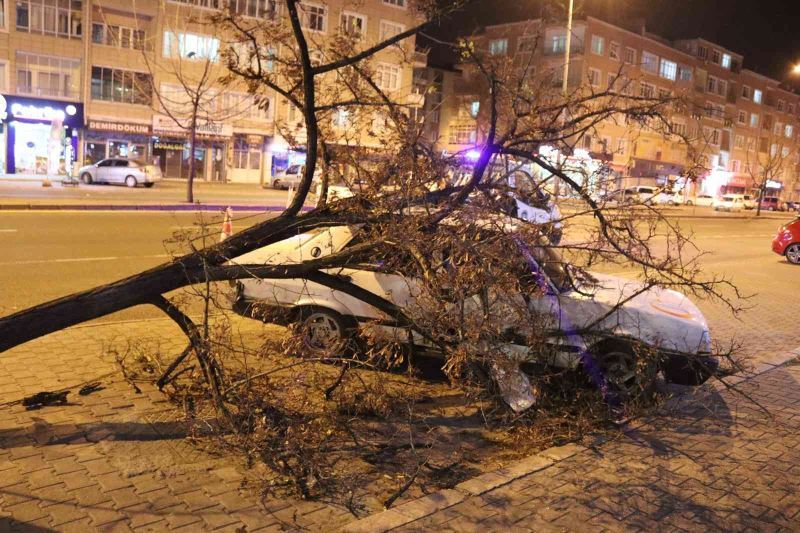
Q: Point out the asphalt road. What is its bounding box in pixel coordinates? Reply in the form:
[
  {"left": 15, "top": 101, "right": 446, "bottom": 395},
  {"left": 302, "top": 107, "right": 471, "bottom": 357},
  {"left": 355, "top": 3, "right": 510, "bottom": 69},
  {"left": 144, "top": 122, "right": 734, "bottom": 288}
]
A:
[{"left": 0, "top": 210, "right": 797, "bottom": 361}]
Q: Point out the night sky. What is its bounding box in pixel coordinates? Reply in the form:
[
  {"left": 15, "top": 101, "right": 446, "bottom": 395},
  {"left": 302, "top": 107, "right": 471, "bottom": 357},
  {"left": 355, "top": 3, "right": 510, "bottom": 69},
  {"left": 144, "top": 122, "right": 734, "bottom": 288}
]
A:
[{"left": 427, "top": 0, "right": 800, "bottom": 83}]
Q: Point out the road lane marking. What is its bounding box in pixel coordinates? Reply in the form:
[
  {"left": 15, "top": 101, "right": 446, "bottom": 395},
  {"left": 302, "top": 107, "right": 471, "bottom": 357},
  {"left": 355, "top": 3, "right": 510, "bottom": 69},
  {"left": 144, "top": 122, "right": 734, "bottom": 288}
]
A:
[
  {"left": 0, "top": 229, "right": 18, "bottom": 233},
  {"left": 0, "top": 254, "right": 170, "bottom": 266}
]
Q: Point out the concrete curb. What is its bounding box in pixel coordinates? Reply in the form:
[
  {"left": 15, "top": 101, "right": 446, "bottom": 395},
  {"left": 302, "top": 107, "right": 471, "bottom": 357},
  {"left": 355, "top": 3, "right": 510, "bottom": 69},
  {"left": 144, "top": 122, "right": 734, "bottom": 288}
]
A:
[
  {"left": 0, "top": 204, "right": 314, "bottom": 212},
  {"left": 341, "top": 348, "right": 800, "bottom": 533},
  {"left": 342, "top": 443, "right": 584, "bottom": 533}
]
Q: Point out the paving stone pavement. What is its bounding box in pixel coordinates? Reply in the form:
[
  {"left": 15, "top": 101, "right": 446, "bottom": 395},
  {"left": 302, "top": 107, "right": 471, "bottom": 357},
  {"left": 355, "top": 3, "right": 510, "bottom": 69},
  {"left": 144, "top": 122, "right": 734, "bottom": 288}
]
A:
[
  {"left": 346, "top": 360, "right": 800, "bottom": 532},
  {"left": 0, "top": 317, "right": 353, "bottom": 532}
]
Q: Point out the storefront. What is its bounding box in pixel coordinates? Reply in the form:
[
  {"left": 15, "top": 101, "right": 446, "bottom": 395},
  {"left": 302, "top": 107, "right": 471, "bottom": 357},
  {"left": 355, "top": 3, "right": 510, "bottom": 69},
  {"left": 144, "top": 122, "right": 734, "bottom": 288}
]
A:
[
  {"left": 152, "top": 115, "right": 230, "bottom": 181},
  {"left": 84, "top": 119, "right": 152, "bottom": 165},
  {"left": 702, "top": 170, "right": 755, "bottom": 197},
  {"left": 0, "top": 95, "right": 83, "bottom": 176}
]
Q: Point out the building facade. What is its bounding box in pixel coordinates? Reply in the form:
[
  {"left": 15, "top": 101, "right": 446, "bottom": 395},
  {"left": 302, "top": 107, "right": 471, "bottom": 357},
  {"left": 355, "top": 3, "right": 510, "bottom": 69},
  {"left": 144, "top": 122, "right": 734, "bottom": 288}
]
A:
[
  {"left": 0, "top": 0, "right": 422, "bottom": 183},
  {"left": 433, "top": 17, "right": 800, "bottom": 200}
]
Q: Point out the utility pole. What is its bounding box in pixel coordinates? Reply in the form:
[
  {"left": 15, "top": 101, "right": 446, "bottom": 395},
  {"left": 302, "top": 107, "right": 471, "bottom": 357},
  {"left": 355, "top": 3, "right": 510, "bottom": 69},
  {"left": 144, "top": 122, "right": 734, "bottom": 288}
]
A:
[{"left": 562, "top": 0, "right": 574, "bottom": 96}]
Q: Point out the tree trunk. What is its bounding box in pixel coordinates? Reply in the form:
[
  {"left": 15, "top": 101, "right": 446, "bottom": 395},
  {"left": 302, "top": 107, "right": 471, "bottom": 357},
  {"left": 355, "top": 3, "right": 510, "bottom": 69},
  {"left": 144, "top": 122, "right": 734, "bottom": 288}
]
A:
[
  {"left": 756, "top": 181, "right": 766, "bottom": 217},
  {"left": 187, "top": 106, "right": 199, "bottom": 204}
]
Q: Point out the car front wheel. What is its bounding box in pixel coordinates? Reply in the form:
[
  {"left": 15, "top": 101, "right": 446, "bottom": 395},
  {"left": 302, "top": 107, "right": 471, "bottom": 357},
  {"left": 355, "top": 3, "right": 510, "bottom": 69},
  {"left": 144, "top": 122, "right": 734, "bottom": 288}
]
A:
[
  {"left": 81, "top": 172, "right": 93, "bottom": 184},
  {"left": 786, "top": 244, "right": 800, "bottom": 265},
  {"left": 125, "top": 176, "right": 137, "bottom": 188},
  {"left": 592, "top": 341, "right": 658, "bottom": 403},
  {"left": 272, "top": 179, "right": 282, "bottom": 189},
  {"left": 685, "top": 200, "right": 693, "bottom": 206}
]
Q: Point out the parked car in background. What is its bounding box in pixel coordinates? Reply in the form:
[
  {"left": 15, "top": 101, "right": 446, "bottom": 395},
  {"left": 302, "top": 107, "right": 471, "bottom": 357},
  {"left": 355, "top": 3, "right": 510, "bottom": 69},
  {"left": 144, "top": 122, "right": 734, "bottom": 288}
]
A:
[
  {"left": 713, "top": 195, "right": 745, "bottom": 212},
  {"left": 759, "top": 196, "right": 786, "bottom": 211},
  {"left": 772, "top": 217, "right": 800, "bottom": 264},
  {"left": 229, "top": 225, "right": 717, "bottom": 397},
  {"left": 785, "top": 201, "right": 800, "bottom": 212},
  {"left": 742, "top": 194, "right": 756, "bottom": 210},
  {"left": 686, "top": 194, "right": 715, "bottom": 207},
  {"left": 77, "top": 159, "right": 161, "bottom": 188},
  {"left": 268, "top": 164, "right": 304, "bottom": 189}
]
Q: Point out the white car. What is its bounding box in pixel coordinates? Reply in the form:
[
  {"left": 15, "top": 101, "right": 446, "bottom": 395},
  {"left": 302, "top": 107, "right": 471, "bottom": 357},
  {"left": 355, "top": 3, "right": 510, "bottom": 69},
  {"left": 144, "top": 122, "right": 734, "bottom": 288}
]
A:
[
  {"left": 686, "top": 194, "right": 715, "bottom": 207},
  {"left": 77, "top": 158, "right": 162, "bottom": 188},
  {"left": 229, "top": 225, "right": 717, "bottom": 395},
  {"left": 713, "top": 195, "right": 745, "bottom": 212},
  {"left": 268, "top": 164, "right": 305, "bottom": 189},
  {"left": 743, "top": 194, "right": 756, "bottom": 210}
]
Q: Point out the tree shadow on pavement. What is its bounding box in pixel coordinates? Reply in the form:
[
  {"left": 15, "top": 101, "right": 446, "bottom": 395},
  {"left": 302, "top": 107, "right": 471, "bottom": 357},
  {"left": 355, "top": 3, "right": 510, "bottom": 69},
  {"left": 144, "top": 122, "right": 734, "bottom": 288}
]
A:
[{"left": 0, "top": 420, "right": 187, "bottom": 448}]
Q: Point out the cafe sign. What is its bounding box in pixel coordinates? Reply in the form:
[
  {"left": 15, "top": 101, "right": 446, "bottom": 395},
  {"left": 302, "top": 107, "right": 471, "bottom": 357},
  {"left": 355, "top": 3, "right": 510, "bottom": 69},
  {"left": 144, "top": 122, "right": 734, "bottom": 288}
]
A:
[
  {"left": 89, "top": 120, "right": 151, "bottom": 135},
  {"left": 152, "top": 114, "right": 233, "bottom": 138}
]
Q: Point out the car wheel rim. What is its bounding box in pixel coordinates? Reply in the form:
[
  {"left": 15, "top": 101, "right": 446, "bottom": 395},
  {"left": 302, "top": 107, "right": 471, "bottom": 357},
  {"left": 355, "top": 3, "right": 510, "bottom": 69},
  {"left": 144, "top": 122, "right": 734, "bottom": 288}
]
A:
[
  {"left": 787, "top": 245, "right": 800, "bottom": 264},
  {"left": 597, "top": 350, "right": 641, "bottom": 397},
  {"left": 302, "top": 313, "right": 343, "bottom": 354}
]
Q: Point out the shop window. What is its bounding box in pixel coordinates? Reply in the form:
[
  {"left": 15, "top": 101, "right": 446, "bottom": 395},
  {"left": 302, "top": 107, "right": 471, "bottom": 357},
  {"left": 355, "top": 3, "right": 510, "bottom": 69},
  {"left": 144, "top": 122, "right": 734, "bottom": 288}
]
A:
[
  {"left": 16, "top": 0, "right": 82, "bottom": 38},
  {"left": 233, "top": 135, "right": 261, "bottom": 169},
  {"left": 84, "top": 142, "right": 106, "bottom": 165}
]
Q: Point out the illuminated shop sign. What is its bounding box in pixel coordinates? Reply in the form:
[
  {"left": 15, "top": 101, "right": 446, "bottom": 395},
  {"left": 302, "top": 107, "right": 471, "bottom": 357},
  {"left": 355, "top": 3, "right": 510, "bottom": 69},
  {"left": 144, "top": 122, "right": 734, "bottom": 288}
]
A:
[
  {"left": 89, "top": 120, "right": 151, "bottom": 135},
  {"left": 0, "top": 95, "right": 83, "bottom": 126}
]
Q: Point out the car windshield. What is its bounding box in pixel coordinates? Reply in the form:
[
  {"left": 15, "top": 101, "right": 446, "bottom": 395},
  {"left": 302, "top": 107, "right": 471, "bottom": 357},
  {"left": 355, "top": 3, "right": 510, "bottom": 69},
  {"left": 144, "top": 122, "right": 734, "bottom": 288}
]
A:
[
  {"left": 528, "top": 244, "right": 596, "bottom": 294},
  {"left": 722, "top": 196, "right": 734, "bottom": 201},
  {"left": 286, "top": 165, "right": 301, "bottom": 174}
]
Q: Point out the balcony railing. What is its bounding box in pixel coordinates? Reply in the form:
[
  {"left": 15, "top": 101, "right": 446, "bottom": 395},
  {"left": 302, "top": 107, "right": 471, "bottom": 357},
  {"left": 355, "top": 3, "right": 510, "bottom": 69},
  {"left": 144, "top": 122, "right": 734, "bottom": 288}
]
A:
[
  {"left": 16, "top": 86, "right": 79, "bottom": 100},
  {"left": 543, "top": 45, "right": 584, "bottom": 56}
]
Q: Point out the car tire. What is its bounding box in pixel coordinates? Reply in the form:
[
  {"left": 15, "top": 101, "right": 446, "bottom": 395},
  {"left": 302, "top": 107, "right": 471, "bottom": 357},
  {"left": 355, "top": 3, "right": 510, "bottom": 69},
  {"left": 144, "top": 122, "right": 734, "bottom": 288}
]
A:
[
  {"left": 685, "top": 200, "right": 693, "bottom": 206},
  {"left": 125, "top": 176, "right": 137, "bottom": 188},
  {"left": 81, "top": 172, "right": 93, "bottom": 184},
  {"left": 592, "top": 340, "right": 658, "bottom": 402},
  {"left": 294, "top": 307, "right": 356, "bottom": 358},
  {"left": 273, "top": 179, "right": 282, "bottom": 189},
  {"left": 662, "top": 353, "right": 718, "bottom": 386},
  {"left": 786, "top": 244, "right": 800, "bottom": 265},
  {"left": 144, "top": 182, "right": 155, "bottom": 188}
]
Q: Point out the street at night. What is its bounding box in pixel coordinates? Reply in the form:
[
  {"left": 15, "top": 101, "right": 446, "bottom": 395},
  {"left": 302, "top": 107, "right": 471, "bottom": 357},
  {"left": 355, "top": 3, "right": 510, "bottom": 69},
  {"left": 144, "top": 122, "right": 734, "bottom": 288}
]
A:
[{"left": 3, "top": 0, "right": 800, "bottom": 530}]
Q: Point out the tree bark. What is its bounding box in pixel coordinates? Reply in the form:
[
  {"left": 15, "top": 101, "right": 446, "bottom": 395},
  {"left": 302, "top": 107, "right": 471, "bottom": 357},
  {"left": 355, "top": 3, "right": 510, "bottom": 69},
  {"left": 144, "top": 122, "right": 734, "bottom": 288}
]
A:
[{"left": 187, "top": 105, "right": 199, "bottom": 204}]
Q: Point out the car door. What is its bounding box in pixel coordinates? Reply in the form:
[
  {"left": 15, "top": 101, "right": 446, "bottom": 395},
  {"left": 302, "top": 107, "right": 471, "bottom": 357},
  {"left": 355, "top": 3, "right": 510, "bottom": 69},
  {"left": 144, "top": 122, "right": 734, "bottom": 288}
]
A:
[
  {"left": 95, "top": 159, "right": 113, "bottom": 182},
  {"left": 110, "top": 160, "right": 130, "bottom": 183}
]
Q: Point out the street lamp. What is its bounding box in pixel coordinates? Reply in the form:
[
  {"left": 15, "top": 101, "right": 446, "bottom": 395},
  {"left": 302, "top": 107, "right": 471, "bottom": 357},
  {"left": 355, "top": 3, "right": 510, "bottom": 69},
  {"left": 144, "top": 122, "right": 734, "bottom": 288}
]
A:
[
  {"left": 793, "top": 64, "right": 800, "bottom": 75},
  {"left": 561, "top": 0, "right": 575, "bottom": 96}
]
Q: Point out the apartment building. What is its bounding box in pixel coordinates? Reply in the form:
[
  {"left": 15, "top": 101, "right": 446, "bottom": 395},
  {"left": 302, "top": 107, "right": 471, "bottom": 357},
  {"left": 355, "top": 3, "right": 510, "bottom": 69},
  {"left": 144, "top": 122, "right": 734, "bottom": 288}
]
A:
[
  {"left": 435, "top": 16, "right": 800, "bottom": 200},
  {"left": 0, "top": 0, "right": 422, "bottom": 183}
]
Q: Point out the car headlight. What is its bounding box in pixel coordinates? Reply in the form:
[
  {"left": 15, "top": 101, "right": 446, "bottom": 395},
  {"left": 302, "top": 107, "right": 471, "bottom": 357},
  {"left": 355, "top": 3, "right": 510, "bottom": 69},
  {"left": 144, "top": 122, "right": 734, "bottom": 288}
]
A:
[{"left": 698, "top": 329, "right": 712, "bottom": 353}]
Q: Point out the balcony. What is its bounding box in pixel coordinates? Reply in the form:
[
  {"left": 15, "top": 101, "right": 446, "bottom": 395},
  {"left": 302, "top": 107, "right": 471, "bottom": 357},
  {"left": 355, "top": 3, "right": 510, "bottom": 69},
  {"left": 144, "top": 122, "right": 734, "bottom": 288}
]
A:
[
  {"left": 413, "top": 49, "right": 428, "bottom": 68},
  {"left": 543, "top": 45, "right": 584, "bottom": 57}
]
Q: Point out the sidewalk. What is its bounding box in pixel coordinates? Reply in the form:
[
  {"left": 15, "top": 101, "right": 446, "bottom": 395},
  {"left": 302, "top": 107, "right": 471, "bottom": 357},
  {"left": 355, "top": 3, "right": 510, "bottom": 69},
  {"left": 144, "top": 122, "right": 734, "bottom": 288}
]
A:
[
  {"left": 0, "top": 179, "right": 300, "bottom": 211},
  {"left": 346, "top": 352, "right": 800, "bottom": 531}
]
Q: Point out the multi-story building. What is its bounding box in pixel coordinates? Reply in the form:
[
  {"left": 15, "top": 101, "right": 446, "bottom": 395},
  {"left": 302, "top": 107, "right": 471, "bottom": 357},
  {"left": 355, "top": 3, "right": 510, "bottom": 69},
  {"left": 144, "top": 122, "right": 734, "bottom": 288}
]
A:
[
  {"left": 0, "top": 0, "right": 422, "bottom": 183},
  {"left": 434, "top": 16, "right": 800, "bottom": 200}
]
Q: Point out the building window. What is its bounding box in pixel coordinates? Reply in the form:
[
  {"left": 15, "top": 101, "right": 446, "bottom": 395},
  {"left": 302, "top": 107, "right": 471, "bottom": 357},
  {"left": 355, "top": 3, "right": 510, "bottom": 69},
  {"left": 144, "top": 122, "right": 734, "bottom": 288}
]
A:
[
  {"left": 659, "top": 59, "right": 677, "bottom": 81},
  {"left": 551, "top": 35, "right": 566, "bottom": 53},
  {"left": 679, "top": 66, "right": 692, "bottom": 81},
  {"left": 489, "top": 38, "right": 508, "bottom": 56},
  {"left": 711, "top": 50, "right": 721, "bottom": 64},
  {"left": 641, "top": 51, "right": 658, "bottom": 73},
  {"left": 777, "top": 99, "right": 785, "bottom": 112},
  {"left": 672, "top": 122, "right": 687, "bottom": 136},
  {"left": 232, "top": 135, "right": 262, "bottom": 169},
  {"left": 789, "top": 104, "right": 795, "bottom": 115},
  {"left": 590, "top": 35, "right": 605, "bottom": 55},
  {"left": 750, "top": 113, "right": 759, "bottom": 128},
  {"left": 0, "top": 61, "right": 6, "bottom": 91},
  {"left": 731, "top": 160, "right": 740, "bottom": 172},
  {"left": 168, "top": 0, "right": 220, "bottom": 8},
  {"left": 16, "top": 51, "right": 80, "bottom": 98},
  {"left": 710, "top": 128, "right": 720, "bottom": 145},
  {"left": 623, "top": 47, "right": 635, "bottom": 64},
  {"left": 741, "top": 85, "right": 751, "bottom": 99},
  {"left": 16, "top": 0, "right": 82, "bottom": 38},
  {"left": 587, "top": 67, "right": 601, "bottom": 87},
  {"left": 340, "top": 11, "right": 365, "bottom": 37},
  {"left": 717, "top": 80, "right": 727, "bottom": 97},
  {"left": 737, "top": 110, "right": 746, "bottom": 124},
  {"left": 379, "top": 20, "right": 404, "bottom": 41},
  {"left": 609, "top": 41, "right": 620, "bottom": 61},
  {"left": 698, "top": 46, "right": 708, "bottom": 60},
  {"left": 228, "top": 0, "right": 278, "bottom": 19},
  {"left": 92, "top": 23, "right": 146, "bottom": 50},
  {"left": 470, "top": 100, "right": 480, "bottom": 117},
  {"left": 376, "top": 63, "right": 400, "bottom": 91},
  {"left": 774, "top": 121, "right": 783, "bottom": 136},
  {"left": 786, "top": 124, "right": 794, "bottom": 138},
  {"left": 91, "top": 66, "right": 152, "bottom": 105},
  {"left": 301, "top": 3, "right": 326, "bottom": 32},
  {"left": 382, "top": 0, "right": 405, "bottom": 6},
  {"left": 163, "top": 31, "right": 220, "bottom": 60},
  {"left": 753, "top": 89, "right": 762, "bottom": 104},
  {"left": 639, "top": 82, "right": 655, "bottom": 98},
  {"left": 722, "top": 53, "right": 732, "bottom": 69},
  {"left": 219, "top": 91, "right": 272, "bottom": 120},
  {"left": 448, "top": 124, "right": 475, "bottom": 144},
  {"left": 734, "top": 135, "right": 744, "bottom": 149}
]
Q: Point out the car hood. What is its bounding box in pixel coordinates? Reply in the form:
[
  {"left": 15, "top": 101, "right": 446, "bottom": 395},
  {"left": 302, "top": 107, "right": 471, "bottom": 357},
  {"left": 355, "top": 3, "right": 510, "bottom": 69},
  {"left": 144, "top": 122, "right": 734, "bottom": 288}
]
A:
[{"left": 559, "top": 273, "right": 710, "bottom": 354}]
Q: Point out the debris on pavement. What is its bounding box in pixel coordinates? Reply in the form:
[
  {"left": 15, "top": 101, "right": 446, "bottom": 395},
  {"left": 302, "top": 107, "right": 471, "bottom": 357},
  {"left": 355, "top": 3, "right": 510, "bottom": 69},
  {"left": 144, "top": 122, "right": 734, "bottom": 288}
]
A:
[
  {"left": 22, "top": 390, "right": 69, "bottom": 409},
  {"left": 490, "top": 359, "right": 537, "bottom": 413},
  {"left": 79, "top": 382, "right": 105, "bottom": 395}
]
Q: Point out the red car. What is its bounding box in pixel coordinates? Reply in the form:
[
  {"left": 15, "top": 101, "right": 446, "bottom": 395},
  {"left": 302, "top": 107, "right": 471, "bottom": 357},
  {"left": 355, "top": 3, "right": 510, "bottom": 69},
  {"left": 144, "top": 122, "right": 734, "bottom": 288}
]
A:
[{"left": 772, "top": 217, "right": 800, "bottom": 264}]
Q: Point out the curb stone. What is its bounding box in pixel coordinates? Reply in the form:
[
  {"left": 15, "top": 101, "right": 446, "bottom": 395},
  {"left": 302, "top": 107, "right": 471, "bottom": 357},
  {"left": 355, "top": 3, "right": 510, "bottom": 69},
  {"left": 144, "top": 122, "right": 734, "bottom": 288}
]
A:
[
  {"left": 341, "top": 350, "right": 800, "bottom": 533},
  {"left": 0, "top": 203, "right": 314, "bottom": 212}
]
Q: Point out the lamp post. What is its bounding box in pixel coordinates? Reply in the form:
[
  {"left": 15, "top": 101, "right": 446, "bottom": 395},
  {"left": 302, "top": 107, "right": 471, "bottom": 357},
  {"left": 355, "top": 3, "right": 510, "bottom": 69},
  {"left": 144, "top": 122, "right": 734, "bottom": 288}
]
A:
[{"left": 561, "top": 0, "right": 575, "bottom": 96}]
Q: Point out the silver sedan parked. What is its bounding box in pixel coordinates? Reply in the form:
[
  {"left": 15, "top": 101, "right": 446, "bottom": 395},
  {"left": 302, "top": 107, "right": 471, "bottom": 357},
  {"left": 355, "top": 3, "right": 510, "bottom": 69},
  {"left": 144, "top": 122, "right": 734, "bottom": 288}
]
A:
[{"left": 77, "top": 158, "right": 162, "bottom": 188}]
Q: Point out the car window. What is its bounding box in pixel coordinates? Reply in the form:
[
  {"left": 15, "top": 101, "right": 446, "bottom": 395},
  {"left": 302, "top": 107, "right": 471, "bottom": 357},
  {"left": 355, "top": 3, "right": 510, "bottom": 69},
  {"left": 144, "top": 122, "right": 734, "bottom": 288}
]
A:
[
  {"left": 639, "top": 187, "right": 655, "bottom": 194},
  {"left": 113, "top": 160, "right": 129, "bottom": 167},
  {"left": 97, "top": 160, "right": 112, "bottom": 167}
]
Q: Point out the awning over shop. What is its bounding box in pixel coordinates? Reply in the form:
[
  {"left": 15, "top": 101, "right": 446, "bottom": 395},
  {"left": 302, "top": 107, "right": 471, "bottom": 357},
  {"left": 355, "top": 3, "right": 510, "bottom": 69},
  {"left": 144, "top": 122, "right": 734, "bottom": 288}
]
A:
[{"left": 629, "top": 158, "right": 685, "bottom": 178}]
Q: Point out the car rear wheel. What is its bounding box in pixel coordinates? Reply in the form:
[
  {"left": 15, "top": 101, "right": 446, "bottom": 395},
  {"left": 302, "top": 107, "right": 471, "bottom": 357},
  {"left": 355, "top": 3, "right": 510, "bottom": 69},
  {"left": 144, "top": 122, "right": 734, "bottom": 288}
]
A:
[
  {"left": 685, "top": 200, "right": 693, "bottom": 206},
  {"left": 81, "top": 172, "right": 93, "bottom": 184},
  {"left": 125, "top": 176, "right": 137, "bottom": 188},
  {"left": 786, "top": 244, "right": 800, "bottom": 265},
  {"left": 144, "top": 182, "right": 155, "bottom": 188},
  {"left": 295, "top": 308, "right": 354, "bottom": 358},
  {"left": 593, "top": 341, "right": 657, "bottom": 402},
  {"left": 273, "top": 179, "right": 282, "bottom": 189}
]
